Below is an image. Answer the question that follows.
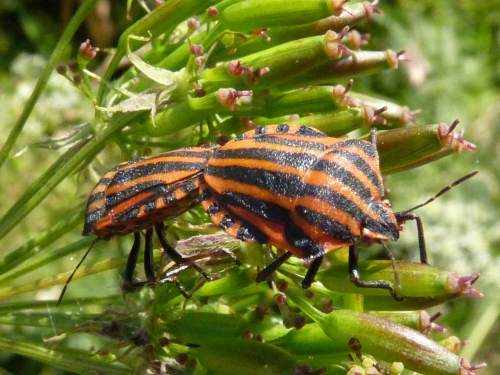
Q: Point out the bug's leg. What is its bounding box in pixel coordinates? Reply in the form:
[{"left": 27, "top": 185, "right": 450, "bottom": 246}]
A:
[
  {"left": 157, "top": 263, "right": 193, "bottom": 298},
  {"left": 218, "top": 247, "right": 241, "bottom": 266},
  {"left": 124, "top": 232, "right": 145, "bottom": 291},
  {"left": 380, "top": 241, "right": 401, "bottom": 289},
  {"left": 302, "top": 253, "right": 324, "bottom": 289},
  {"left": 348, "top": 244, "right": 403, "bottom": 301},
  {"left": 394, "top": 211, "right": 427, "bottom": 264},
  {"left": 283, "top": 222, "right": 325, "bottom": 288},
  {"left": 155, "top": 223, "right": 211, "bottom": 280},
  {"left": 255, "top": 251, "right": 293, "bottom": 283},
  {"left": 144, "top": 228, "right": 156, "bottom": 282}
]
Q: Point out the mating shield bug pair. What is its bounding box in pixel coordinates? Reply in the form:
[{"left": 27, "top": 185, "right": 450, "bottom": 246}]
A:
[{"left": 58, "top": 124, "right": 476, "bottom": 304}]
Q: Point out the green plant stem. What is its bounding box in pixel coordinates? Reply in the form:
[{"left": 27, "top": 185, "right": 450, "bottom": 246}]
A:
[
  {"left": 460, "top": 298, "right": 500, "bottom": 361},
  {"left": 97, "top": 0, "right": 215, "bottom": 105},
  {"left": 0, "top": 111, "right": 145, "bottom": 242},
  {"left": 0, "top": 205, "right": 85, "bottom": 277},
  {"left": 0, "top": 0, "right": 99, "bottom": 170},
  {"left": 0, "top": 338, "right": 133, "bottom": 375},
  {"left": 0, "top": 256, "right": 128, "bottom": 302},
  {"left": 0, "top": 237, "right": 94, "bottom": 286}
]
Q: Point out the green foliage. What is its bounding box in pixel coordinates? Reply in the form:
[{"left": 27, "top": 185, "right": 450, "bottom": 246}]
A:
[{"left": 1, "top": 0, "right": 498, "bottom": 374}]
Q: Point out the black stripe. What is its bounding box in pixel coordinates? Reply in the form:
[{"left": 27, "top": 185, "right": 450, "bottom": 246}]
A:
[
  {"left": 219, "top": 190, "right": 290, "bottom": 223},
  {"left": 206, "top": 202, "right": 220, "bottom": 216},
  {"left": 329, "top": 139, "right": 377, "bottom": 158},
  {"left": 295, "top": 206, "right": 358, "bottom": 243},
  {"left": 114, "top": 206, "right": 140, "bottom": 223},
  {"left": 254, "top": 126, "right": 267, "bottom": 136},
  {"left": 162, "top": 191, "right": 179, "bottom": 205},
  {"left": 110, "top": 161, "right": 206, "bottom": 186},
  {"left": 206, "top": 165, "right": 303, "bottom": 196},
  {"left": 154, "top": 149, "right": 214, "bottom": 158},
  {"left": 211, "top": 148, "right": 319, "bottom": 172},
  {"left": 302, "top": 184, "right": 362, "bottom": 219},
  {"left": 276, "top": 124, "right": 290, "bottom": 133},
  {"left": 212, "top": 148, "right": 376, "bottom": 201},
  {"left": 111, "top": 185, "right": 196, "bottom": 223},
  {"left": 82, "top": 208, "right": 106, "bottom": 235},
  {"left": 327, "top": 148, "right": 383, "bottom": 195},
  {"left": 181, "top": 178, "right": 198, "bottom": 193},
  {"left": 87, "top": 190, "right": 105, "bottom": 206},
  {"left": 144, "top": 200, "right": 157, "bottom": 213},
  {"left": 199, "top": 188, "right": 212, "bottom": 201},
  {"left": 236, "top": 222, "right": 268, "bottom": 243},
  {"left": 312, "top": 158, "right": 374, "bottom": 201},
  {"left": 284, "top": 220, "right": 323, "bottom": 258},
  {"left": 106, "top": 180, "right": 170, "bottom": 207},
  {"left": 220, "top": 216, "right": 235, "bottom": 230},
  {"left": 295, "top": 125, "right": 327, "bottom": 137}
]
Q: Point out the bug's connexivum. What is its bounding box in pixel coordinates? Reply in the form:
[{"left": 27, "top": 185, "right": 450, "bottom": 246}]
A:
[{"left": 52, "top": 1, "right": 485, "bottom": 374}]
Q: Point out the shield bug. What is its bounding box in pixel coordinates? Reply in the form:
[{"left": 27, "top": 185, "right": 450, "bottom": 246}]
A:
[
  {"left": 57, "top": 143, "right": 219, "bottom": 305},
  {"left": 200, "top": 124, "right": 476, "bottom": 298}
]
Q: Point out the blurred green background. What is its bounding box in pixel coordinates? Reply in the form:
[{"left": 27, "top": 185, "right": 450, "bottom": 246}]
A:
[{"left": 0, "top": 0, "right": 499, "bottom": 373}]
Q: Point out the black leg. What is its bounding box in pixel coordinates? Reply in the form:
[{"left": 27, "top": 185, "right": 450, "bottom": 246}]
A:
[
  {"left": 348, "top": 244, "right": 403, "bottom": 301},
  {"left": 144, "top": 228, "right": 156, "bottom": 282},
  {"left": 155, "top": 223, "right": 211, "bottom": 280},
  {"left": 255, "top": 251, "right": 293, "bottom": 283},
  {"left": 302, "top": 255, "right": 324, "bottom": 289},
  {"left": 395, "top": 211, "right": 428, "bottom": 264},
  {"left": 124, "top": 232, "right": 142, "bottom": 289},
  {"left": 158, "top": 263, "right": 194, "bottom": 298}
]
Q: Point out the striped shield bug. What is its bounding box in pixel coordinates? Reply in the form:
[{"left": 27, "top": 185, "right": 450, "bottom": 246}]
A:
[
  {"left": 57, "top": 143, "right": 220, "bottom": 305},
  {"left": 63, "top": 124, "right": 475, "bottom": 303},
  {"left": 200, "top": 124, "right": 476, "bottom": 299}
]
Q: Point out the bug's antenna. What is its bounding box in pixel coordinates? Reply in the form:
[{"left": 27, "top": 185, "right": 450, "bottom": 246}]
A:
[
  {"left": 400, "top": 171, "right": 478, "bottom": 214},
  {"left": 56, "top": 238, "right": 100, "bottom": 307}
]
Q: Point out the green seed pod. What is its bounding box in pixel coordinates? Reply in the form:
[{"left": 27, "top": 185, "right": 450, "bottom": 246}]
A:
[
  {"left": 286, "top": 288, "right": 477, "bottom": 375},
  {"left": 279, "top": 50, "right": 402, "bottom": 90},
  {"left": 370, "top": 311, "right": 433, "bottom": 333},
  {"left": 196, "top": 338, "right": 304, "bottom": 375},
  {"left": 317, "top": 310, "right": 468, "bottom": 375},
  {"left": 220, "top": 0, "right": 334, "bottom": 31},
  {"left": 202, "top": 32, "right": 347, "bottom": 91},
  {"left": 287, "top": 107, "right": 380, "bottom": 137},
  {"left": 348, "top": 91, "right": 420, "bottom": 126},
  {"left": 281, "top": 322, "right": 349, "bottom": 355},
  {"left": 165, "top": 312, "right": 245, "bottom": 344},
  {"left": 317, "top": 260, "right": 478, "bottom": 298},
  {"left": 376, "top": 122, "right": 475, "bottom": 175},
  {"left": 363, "top": 294, "right": 462, "bottom": 311},
  {"left": 264, "top": 86, "right": 349, "bottom": 117},
  {"left": 214, "top": 1, "right": 376, "bottom": 61}
]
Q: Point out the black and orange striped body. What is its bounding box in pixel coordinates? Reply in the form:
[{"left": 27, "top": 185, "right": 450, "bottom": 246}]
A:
[
  {"left": 80, "top": 124, "right": 407, "bottom": 296},
  {"left": 84, "top": 143, "right": 218, "bottom": 239},
  {"left": 200, "top": 124, "right": 399, "bottom": 283}
]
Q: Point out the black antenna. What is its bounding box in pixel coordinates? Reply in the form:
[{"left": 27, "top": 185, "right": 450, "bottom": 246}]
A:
[
  {"left": 401, "top": 171, "right": 478, "bottom": 214},
  {"left": 56, "top": 238, "right": 100, "bottom": 307}
]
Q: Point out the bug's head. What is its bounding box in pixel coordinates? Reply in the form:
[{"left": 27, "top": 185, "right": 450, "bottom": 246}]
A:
[{"left": 362, "top": 199, "right": 399, "bottom": 242}]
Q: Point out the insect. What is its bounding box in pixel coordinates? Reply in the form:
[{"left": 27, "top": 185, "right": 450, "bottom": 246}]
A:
[
  {"left": 62, "top": 124, "right": 474, "bottom": 304},
  {"left": 199, "top": 124, "right": 476, "bottom": 298},
  {"left": 57, "top": 143, "right": 220, "bottom": 305}
]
